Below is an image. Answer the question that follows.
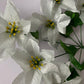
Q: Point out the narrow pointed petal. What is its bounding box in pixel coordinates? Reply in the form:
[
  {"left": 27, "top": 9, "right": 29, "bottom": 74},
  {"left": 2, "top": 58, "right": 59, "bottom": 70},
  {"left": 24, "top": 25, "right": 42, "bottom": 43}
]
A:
[{"left": 4, "top": 0, "right": 20, "bottom": 22}]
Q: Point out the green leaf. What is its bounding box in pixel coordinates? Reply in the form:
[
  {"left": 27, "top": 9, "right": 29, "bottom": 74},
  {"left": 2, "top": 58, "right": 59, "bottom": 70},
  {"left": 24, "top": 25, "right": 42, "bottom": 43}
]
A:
[
  {"left": 65, "top": 11, "right": 83, "bottom": 27},
  {"left": 65, "top": 25, "right": 73, "bottom": 37},
  {"left": 60, "top": 41, "right": 84, "bottom": 70},
  {"left": 67, "top": 66, "right": 79, "bottom": 81},
  {"left": 65, "top": 11, "right": 76, "bottom": 19},
  {"left": 30, "top": 31, "right": 39, "bottom": 39},
  {"left": 69, "top": 54, "right": 84, "bottom": 70},
  {"left": 60, "top": 41, "right": 78, "bottom": 55}
]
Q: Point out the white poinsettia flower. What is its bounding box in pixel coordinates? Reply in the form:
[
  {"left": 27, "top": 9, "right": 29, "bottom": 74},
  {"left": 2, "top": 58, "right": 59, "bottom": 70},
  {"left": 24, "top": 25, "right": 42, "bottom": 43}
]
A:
[
  {"left": 31, "top": 7, "right": 70, "bottom": 45},
  {"left": 76, "top": 0, "right": 84, "bottom": 23},
  {"left": 11, "top": 39, "right": 81, "bottom": 84},
  {"left": 0, "top": 0, "right": 31, "bottom": 50},
  {"left": 40, "top": 0, "right": 78, "bottom": 15}
]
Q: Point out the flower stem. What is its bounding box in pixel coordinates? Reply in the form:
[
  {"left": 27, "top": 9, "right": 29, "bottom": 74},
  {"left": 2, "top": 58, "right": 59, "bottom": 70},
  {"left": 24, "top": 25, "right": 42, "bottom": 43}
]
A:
[
  {"left": 73, "top": 29, "right": 81, "bottom": 45},
  {"left": 80, "top": 26, "right": 83, "bottom": 46},
  {"left": 55, "top": 53, "right": 67, "bottom": 58},
  {"left": 79, "top": 49, "right": 82, "bottom": 63},
  {"left": 69, "top": 36, "right": 80, "bottom": 46},
  {"left": 56, "top": 42, "right": 80, "bottom": 48}
]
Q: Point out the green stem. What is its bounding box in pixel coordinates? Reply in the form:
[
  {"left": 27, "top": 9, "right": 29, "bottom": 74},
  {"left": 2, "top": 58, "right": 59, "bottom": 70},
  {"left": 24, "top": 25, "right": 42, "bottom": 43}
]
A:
[
  {"left": 79, "top": 49, "right": 82, "bottom": 63},
  {"left": 56, "top": 42, "right": 79, "bottom": 48},
  {"left": 80, "top": 26, "right": 83, "bottom": 46},
  {"left": 69, "top": 36, "right": 80, "bottom": 46},
  {"left": 73, "top": 30, "right": 81, "bottom": 45},
  {"left": 55, "top": 53, "right": 67, "bottom": 58}
]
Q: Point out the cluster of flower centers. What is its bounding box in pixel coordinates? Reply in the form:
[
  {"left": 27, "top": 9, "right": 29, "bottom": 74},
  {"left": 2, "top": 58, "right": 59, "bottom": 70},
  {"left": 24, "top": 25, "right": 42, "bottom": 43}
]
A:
[
  {"left": 6, "top": 21, "right": 20, "bottom": 37},
  {"left": 46, "top": 20, "right": 55, "bottom": 29},
  {"left": 55, "top": 0, "right": 61, "bottom": 4},
  {"left": 82, "top": 3, "right": 84, "bottom": 7},
  {"left": 29, "top": 56, "right": 44, "bottom": 70}
]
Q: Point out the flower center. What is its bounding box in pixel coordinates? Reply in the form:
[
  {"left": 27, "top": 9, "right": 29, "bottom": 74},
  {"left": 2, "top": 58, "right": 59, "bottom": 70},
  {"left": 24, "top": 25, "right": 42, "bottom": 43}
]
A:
[
  {"left": 46, "top": 20, "right": 55, "bottom": 29},
  {"left": 29, "top": 56, "right": 44, "bottom": 70},
  {"left": 6, "top": 21, "right": 20, "bottom": 37},
  {"left": 82, "top": 3, "right": 84, "bottom": 7},
  {"left": 55, "top": 0, "right": 61, "bottom": 4}
]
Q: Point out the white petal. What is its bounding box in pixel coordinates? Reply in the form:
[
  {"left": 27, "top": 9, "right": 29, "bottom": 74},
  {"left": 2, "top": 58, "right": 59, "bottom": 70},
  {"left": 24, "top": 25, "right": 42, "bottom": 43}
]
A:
[
  {"left": 57, "top": 62, "right": 71, "bottom": 81},
  {"left": 31, "top": 70, "right": 42, "bottom": 84},
  {"left": 57, "top": 14, "right": 71, "bottom": 34},
  {"left": 53, "top": 73, "right": 62, "bottom": 83},
  {"left": 61, "top": 0, "right": 78, "bottom": 12},
  {"left": 41, "top": 0, "right": 54, "bottom": 18},
  {"left": 24, "top": 39, "right": 40, "bottom": 57},
  {"left": 25, "top": 70, "right": 35, "bottom": 84},
  {"left": 20, "top": 19, "right": 31, "bottom": 34},
  {"left": 0, "top": 16, "right": 8, "bottom": 32},
  {"left": 12, "top": 72, "right": 25, "bottom": 84},
  {"left": 80, "top": 11, "right": 84, "bottom": 23},
  {"left": 63, "top": 77, "right": 82, "bottom": 84},
  {"left": 54, "top": 8, "right": 62, "bottom": 21},
  {"left": 0, "top": 32, "right": 15, "bottom": 49},
  {"left": 40, "top": 49, "right": 54, "bottom": 62},
  {"left": 39, "top": 25, "right": 48, "bottom": 41},
  {"left": 0, "top": 48, "right": 15, "bottom": 62},
  {"left": 47, "top": 28, "right": 59, "bottom": 45},
  {"left": 4, "top": 0, "right": 20, "bottom": 22},
  {"left": 76, "top": 0, "right": 84, "bottom": 11},
  {"left": 12, "top": 49, "right": 31, "bottom": 72},
  {"left": 41, "top": 63, "right": 59, "bottom": 74},
  {"left": 32, "top": 13, "right": 46, "bottom": 23},
  {"left": 31, "top": 13, "right": 46, "bottom": 32}
]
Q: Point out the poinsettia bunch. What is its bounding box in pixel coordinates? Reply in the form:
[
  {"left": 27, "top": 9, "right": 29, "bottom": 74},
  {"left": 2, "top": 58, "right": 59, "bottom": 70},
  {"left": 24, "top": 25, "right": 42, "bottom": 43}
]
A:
[{"left": 0, "top": 0, "right": 84, "bottom": 84}]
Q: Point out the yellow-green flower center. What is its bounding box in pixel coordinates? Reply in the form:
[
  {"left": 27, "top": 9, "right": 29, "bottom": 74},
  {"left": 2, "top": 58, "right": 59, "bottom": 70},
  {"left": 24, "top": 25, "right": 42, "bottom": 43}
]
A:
[
  {"left": 6, "top": 21, "right": 20, "bottom": 37},
  {"left": 55, "top": 0, "right": 61, "bottom": 4},
  {"left": 29, "top": 56, "right": 44, "bottom": 70},
  {"left": 46, "top": 20, "right": 55, "bottom": 29},
  {"left": 82, "top": 3, "right": 84, "bottom": 7}
]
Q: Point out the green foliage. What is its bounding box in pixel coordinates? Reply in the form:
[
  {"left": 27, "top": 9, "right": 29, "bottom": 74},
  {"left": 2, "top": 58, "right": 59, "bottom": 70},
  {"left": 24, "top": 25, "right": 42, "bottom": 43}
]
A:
[
  {"left": 67, "top": 66, "right": 79, "bottom": 81},
  {"left": 60, "top": 41, "right": 78, "bottom": 55},
  {"left": 31, "top": 31, "right": 39, "bottom": 39},
  {"left": 60, "top": 41, "right": 84, "bottom": 70},
  {"left": 65, "top": 11, "right": 83, "bottom": 27},
  {"left": 60, "top": 11, "right": 83, "bottom": 37}
]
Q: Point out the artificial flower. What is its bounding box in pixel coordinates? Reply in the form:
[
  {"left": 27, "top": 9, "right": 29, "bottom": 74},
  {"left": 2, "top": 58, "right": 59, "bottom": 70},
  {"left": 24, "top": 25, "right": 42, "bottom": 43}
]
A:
[
  {"left": 31, "top": 6, "right": 70, "bottom": 45},
  {"left": 11, "top": 39, "right": 82, "bottom": 84},
  {"left": 76, "top": 0, "right": 84, "bottom": 23},
  {"left": 0, "top": 0, "right": 31, "bottom": 50},
  {"left": 40, "top": 0, "right": 78, "bottom": 14}
]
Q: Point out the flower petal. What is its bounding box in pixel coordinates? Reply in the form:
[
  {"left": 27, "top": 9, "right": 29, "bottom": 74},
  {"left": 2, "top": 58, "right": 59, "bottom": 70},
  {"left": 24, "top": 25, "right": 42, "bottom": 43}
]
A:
[
  {"left": 0, "top": 32, "right": 15, "bottom": 50},
  {"left": 40, "top": 49, "right": 54, "bottom": 62},
  {"left": 0, "top": 16, "right": 8, "bottom": 33},
  {"left": 80, "top": 11, "right": 84, "bottom": 23},
  {"left": 4, "top": 0, "right": 20, "bottom": 22},
  {"left": 39, "top": 26, "right": 48, "bottom": 41},
  {"left": 41, "top": 63, "right": 59, "bottom": 74},
  {"left": 20, "top": 19, "right": 31, "bottom": 34},
  {"left": 63, "top": 77, "right": 82, "bottom": 84},
  {"left": 57, "top": 62, "right": 71, "bottom": 82},
  {"left": 47, "top": 28, "right": 59, "bottom": 45},
  {"left": 12, "top": 49, "right": 31, "bottom": 72},
  {"left": 41, "top": 0, "right": 54, "bottom": 18},
  {"left": 57, "top": 14, "right": 71, "bottom": 34},
  {"left": 54, "top": 8, "right": 62, "bottom": 21},
  {"left": 42, "top": 72, "right": 62, "bottom": 84},
  {"left": 12, "top": 72, "right": 25, "bottom": 84},
  {"left": 61, "top": 0, "right": 78, "bottom": 12},
  {"left": 31, "top": 13, "right": 46, "bottom": 32},
  {"left": 31, "top": 70, "right": 42, "bottom": 84},
  {"left": 24, "top": 39, "right": 40, "bottom": 57},
  {"left": 0, "top": 48, "right": 15, "bottom": 62}
]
